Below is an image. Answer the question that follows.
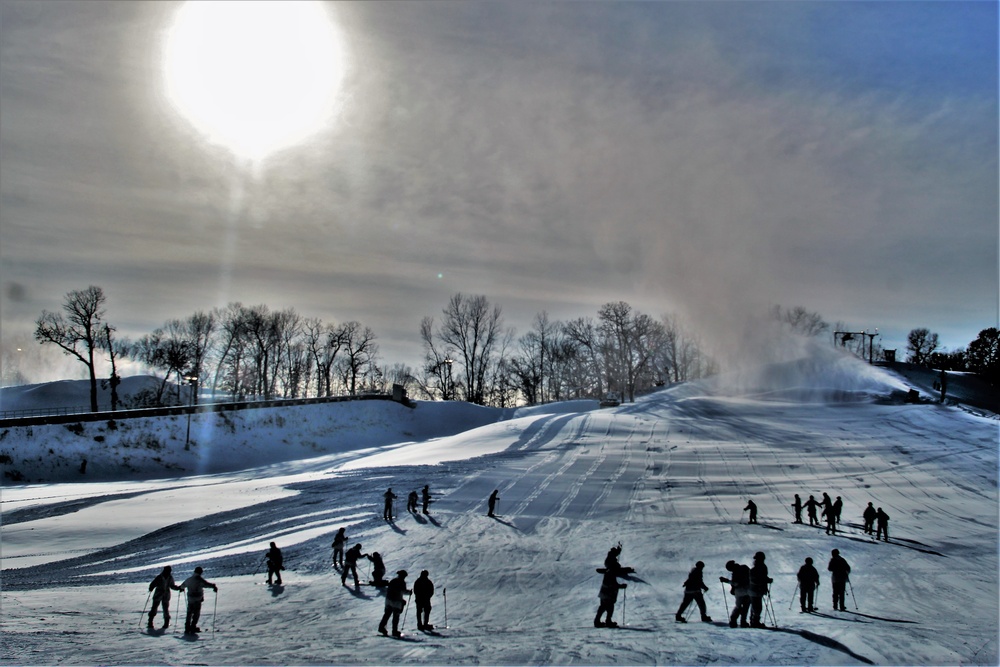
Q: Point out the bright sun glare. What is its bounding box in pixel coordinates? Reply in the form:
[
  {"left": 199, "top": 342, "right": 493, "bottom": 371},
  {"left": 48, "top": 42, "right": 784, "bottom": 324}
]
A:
[{"left": 163, "top": 1, "right": 346, "bottom": 162}]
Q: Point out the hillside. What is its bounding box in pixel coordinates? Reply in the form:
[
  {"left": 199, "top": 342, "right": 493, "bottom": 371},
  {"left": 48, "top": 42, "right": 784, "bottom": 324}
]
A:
[{"left": 1, "top": 355, "right": 998, "bottom": 666}]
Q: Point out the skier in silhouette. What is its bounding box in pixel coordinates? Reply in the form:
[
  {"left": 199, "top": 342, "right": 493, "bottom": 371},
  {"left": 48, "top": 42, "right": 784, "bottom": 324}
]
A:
[
  {"left": 413, "top": 570, "right": 435, "bottom": 630},
  {"left": 265, "top": 541, "right": 283, "bottom": 585},
  {"left": 675, "top": 561, "right": 712, "bottom": 623},
  {"left": 823, "top": 500, "right": 837, "bottom": 535},
  {"left": 147, "top": 565, "right": 181, "bottom": 630},
  {"left": 804, "top": 495, "right": 821, "bottom": 526},
  {"left": 876, "top": 507, "right": 890, "bottom": 541},
  {"left": 833, "top": 496, "right": 843, "bottom": 526},
  {"left": 179, "top": 566, "right": 217, "bottom": 635},
  {"left": 720, "top": 560, "right": 751, "bottom": 628},
  {"left": 378, "top": 571, "right": 411, "bottom": 637},
  {"left": 488, "top": 489, "right": 499, "bottom": 517},
  {"left": 368, "top": 552, "right": 387, "bottom": 587},
  {"left": 743, "top": 499, "right": 758, "bottom": 524},
  {"left": 422, "top": 485, "right": 432, "bottom": 514},
  {"left": 796, "top": 557, "right": 820, "bottom": 612},
  {"left": 407, "top": 491, "right": 419, "bottom": 513},
  {"left": 748, "top": 552, "right": 772, "bottom": 628},
  {"left": 828, "top": 549, "right": 851, "bottom": 611},
  {"left": 332, "top": 528, "right": 347, "bottom": 568},
  {"left": 594, "top": 562, "right": 628, "bottom": 627},
  {"left": 862, "top": 502, "right": 877, "bottom": 535},
  {"left": 342, "top": 544, "right": 367, "bottom": 588},
  {"left": 383, "top": 488, "right": 397, "bottom": 521},
  {"left": 791, "top": 494, "right": 803, "bottom": 524}
]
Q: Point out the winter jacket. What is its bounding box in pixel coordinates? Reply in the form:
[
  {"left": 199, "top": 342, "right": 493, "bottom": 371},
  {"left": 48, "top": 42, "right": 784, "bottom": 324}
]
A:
[
  {"left": 749, "top": 562, "right": 771, "bottom": 596},
  {"left": 384, "top": 576, "right": 411, "bottom": 611},
  {"left": 683, "top": 567, "right": 709, "bottom": 593},
  {"left": 149, "top": 572, "right": 180, "bottom": 602},
  {"left": 797, "top": 564, "right": 820, "bottom": 590},
  {"left": 180, "top": 574, "right": 217, "bottom": 602},
  {"left": 598, "top": 569, "right": 626, "bottom": 604},
  {"left": 413, "top": 574, "right": 434, "bottom": 603},
  {"left": 332, "top": 531, "right": 347, "bottom": 550},
  {"left": 828, "top": 555, "right": 851, "bottom": 583},
  {"left": 266, "top": 547, "right": 283, "bottom": 570},
  {"left": 722, "top": 564, "right": 751, "bottom": 597},
  {"left": 345, "top": 546, "right": 365, "bottom": 566}
]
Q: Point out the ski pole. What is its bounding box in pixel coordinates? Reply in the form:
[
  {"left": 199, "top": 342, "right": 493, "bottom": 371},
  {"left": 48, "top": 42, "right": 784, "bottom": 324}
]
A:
[
  {"left": 212, "top": 589, "right": 218, "bottom": 640},
  {"left": 443, "top": 587, "right": 448, "bottom": 629},
  {"left": 176, "top": 590, "right": 185, "bottom": 634},
  {"left": 621, "top": 585, "right": 626, "bottom": 627},
  {"left": 788, "top": 583, "right": 799, "bottom": 611},
  {"left": 720, "top": 581, "right": 729, "bottom": 617},
  {"left": 252, "top": 556, "right": 266, "bottom": 578},
  {"left": 740, "top": 509, "right": 746, "bottom": 524},
  {"left": 139, "top": 590, "right": 152, "bottom": 629},
  {"left": 401, "top": 589, "right": 413, "bottom": 629},
  {"left": 848, "top": 579, "right": 858, "bottom": 610}
]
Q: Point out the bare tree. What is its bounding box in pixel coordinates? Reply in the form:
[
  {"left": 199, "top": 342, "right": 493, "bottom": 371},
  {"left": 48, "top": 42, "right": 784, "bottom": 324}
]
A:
[
  {"left": 772, "top": 305, "right": 830, "bottom": 337},
  {"left": 907, "top": 327, "right": 940, "bottom": 366},
  {"left": 436, "top": 294, "right": 505, "bottom": 405},
  {"left": 340, "top": 321, "right": 378, "bottom": 395},
  {"left": 99, "top": 323, "right": 129, "bottom": 411},
  {"left": 34, "top": 286, "right": 108, "bottom": 412}
]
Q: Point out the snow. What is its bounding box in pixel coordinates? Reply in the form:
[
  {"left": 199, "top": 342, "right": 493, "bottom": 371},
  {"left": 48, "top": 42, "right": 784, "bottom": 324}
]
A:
[{"left": 2, "top": 354, "right": 998, "bottom": 666}]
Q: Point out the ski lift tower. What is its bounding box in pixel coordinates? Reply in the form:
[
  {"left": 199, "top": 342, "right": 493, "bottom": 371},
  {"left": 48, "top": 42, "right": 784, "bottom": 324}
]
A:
[{"left": 834, "top": 329, "right": 879, "bottom": 364}]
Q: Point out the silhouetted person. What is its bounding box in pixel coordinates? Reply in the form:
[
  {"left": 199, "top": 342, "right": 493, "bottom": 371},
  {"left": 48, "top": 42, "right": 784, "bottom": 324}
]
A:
[
  {"left": 332, "top": 528, "right": 347, "bottom": 568},
  {"left": 804, "top": 495, "right": 821, "bottom": 526},
  {"left": 421, "top": 485, "right": 431, "bottom": 514},
  {"left": 876, "top": 507, "right": 890, "bottom": 541},
  {"left": 383, "top": 488, "right": 397, "bottom": 521},
  {"left": 796, "top": 557, "right": 820, "bottom": 612},
  {"left": 604, "top": 543, "right": 634, "bottom": 575},
  {"left": 179, "top": 566, "right": 217, "bottom": 635},
  {"left": 594, "top": 563, "right": 628, "bottom": 627},
  {"left": 266, "top": 541, "right": 283, "bottom": 585},
  {"left": 743, "top": 499, "right": 758, "bottom": 524},
  {"left": 823, "top": 500, "right": 837, "bottom": 535},
  {"left": 748, "top": 552, "right": 771, "bottom": 628},
  {"left": 342, "top": 544, "right": 367, "bottom": 588},
  {"left": 828, "top": 549, "right": 851, "bottom": 611},
  {"left": 368, "top": 551, "right": 387, "bottom": 587},
  {"left": 862, "top": 503, "right": 877, "bottom": 535},
  {"left": 407, "top": 491, "right": 419, "bottom": 513},
  {"left": 675, "top": 561, "right": 712, "bottom": 622},
  {"left": 413, "top": 570, "right": 435, "bottom": 630},
  {"left": 939, "top": 368, "right": 948, "bottom": 402},
  {"left": 833, "top": 496, "right": 843, "bottom": 526},
  {"left": 821, "top": 492, "right": 833, "bottom": 518},
  {"left": 791, "top": 494, "right": 803, "bottom": 523},
  {"left": 378, "top": 571, "right": 411, "bottom": 637},
  {"left": 720, "top": 560, "right": 751, "bottom": 628},
  {"left": 488, "top": 489, "right": 499, "bottom": 517},
  {"left": 147, "top": 566, "right": 180, "bottom": 629}
]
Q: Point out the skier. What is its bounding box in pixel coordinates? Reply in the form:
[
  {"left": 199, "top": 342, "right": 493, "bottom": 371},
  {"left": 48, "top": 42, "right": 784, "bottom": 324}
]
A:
[
  {"left": 332, "top": 528, "right": 347, "bottom": 568},
  {"left": 421, "top": 485, "right": 431, "bottom": 514},
  {"left": 743, "top": 499, "right": 758, "bottom": 524},
  {"left": 862, "top": 502, "right": 877, "bottom": 535},
  {"left": 821, "top": 492, "right": 833, "bottom": 520},
  {"left": 833, "top": 496, "right": 843, "bottom": 526},
  {"left": 603, "top": 542, "right": 635, "bottom": 575},
  {"left": 378, "top": 570, "right": 411, "bottom": 637},
  {"left": 796, "top": 557, "right": 820, "bottom": 612},
  {"left": 265, "top": 541, "right": 283, "bottom": 586},
  {"left": 383, "top": 488, "right": 397, "bottom": 521},
  {"left": 828, "top": 548, "right": 851, "bottom": 611},
  {"left": 823, "top": 500, "right": 837, "bottom": 535},
  {"left": 804, "top": 495, "right": 821, "bottom": 526},
  {"left": 675, "top": 561, "right": 712, "bottom": 623},
  {"left": 146, "top": 565, "right": 181, "bottom": 630},
  {"left": 594, "top": 562, "right": 628, "bottom": 627},
  {"left": 368, "top": 551, "right": 387, "bottom": 587},
  {"left": 407, "top": 490, "right": 419, "bottom": 514},
  {"left": 720, "top": 560, "right": 751, "bottom": 628},
  {"left": 876, "top": 507, "right": 890, "bottom": 541},
  {"left": 179, "top": 566, "right": 218, "bottom": 635},
  {"left": 342, "top": 544, "right": 367, "bottom": 588},
  {"left": 791, "top": 494, "right": 803, "bottom": 524},
  {"left": 488, "top": 489, "right": 499, "bottom": 517},
  {"left": 413, "top": 570, "right": 435, "bottom": 630},
  {"left": 748, "top": 552, "right": 772, "bottom": 628}
]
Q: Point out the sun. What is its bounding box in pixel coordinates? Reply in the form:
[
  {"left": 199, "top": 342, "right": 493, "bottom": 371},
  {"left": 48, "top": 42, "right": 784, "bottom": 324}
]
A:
[{"left": 163, "top": 0, "right": 346, "bottom": 162}]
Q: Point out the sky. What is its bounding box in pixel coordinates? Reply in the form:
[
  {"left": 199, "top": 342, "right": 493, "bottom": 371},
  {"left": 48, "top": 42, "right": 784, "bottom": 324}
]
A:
[{"left": 1, "top": 0, "right": 997, "bottom": 385}]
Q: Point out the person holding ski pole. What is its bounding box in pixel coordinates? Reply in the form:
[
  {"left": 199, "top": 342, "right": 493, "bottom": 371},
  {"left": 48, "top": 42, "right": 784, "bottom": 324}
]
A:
[
  {"left": 342, "top": 544, "right": 367, "bottom": 588},
  {"left": 675, "top": 560, "right": 712, "bottom": 623},
  {"left": 827, "top": 548, "right": 851, "bottom": 611},
  {"left": 720, "top": 560, "right": 751, "bottom": 628},
  {"left": 862, "top": 502, "right": 877, "bottom": 535},
  {"left": 421, "top": 485, "right": 432, "bottom": 514},
  {"left": 265, "top": 542, "right": 283, "bottom": 586},
  {"left": 743, "top": 499, "right": 758, "bottom": 524},
  {"left": 332, "top": 528, "right": 347, "bottom": 568},
  {"left": 413, "top": 570, "right": 435, "bottom": 630},
  {"left": 594, "top": 561, "right": 628, "bottom": 627},
  {"left": 407, "top": 490, "right": 419, "bottom": 514},
  {"left": 791, "top": 494, "right": 803, "bottom": 524},
  {"left": 796, "top": 557, "right": 820, "bottom": 612},
  {"left": 876, "top": 507, "right": 890, "bottom": 541},
  {"left": 146, "top": 565, "right": 181, "bottom": 630},
  {"left": 383, "top": 488, "right": 397, "bottom": 521},
  {"left": 748, "top": 551, "right": 772, "bottom": 628},
  {"left": 378, "top": 570, "right": 411, "bottom": 637},
  {"left": 804, "top": 495, "right": 821, "bottom": 526},
  {"left": 488, "top": 489, "right": 499, "bottom": 517},
  {"left": 179, "top": 566, "right": 218, "bottom": 635},
  {"left": 368, "top": 551, "right": 388, "bottom": 587}
]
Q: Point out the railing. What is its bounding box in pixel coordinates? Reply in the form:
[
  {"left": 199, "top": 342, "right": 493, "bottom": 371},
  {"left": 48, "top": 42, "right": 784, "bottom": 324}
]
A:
[{"left": 0, "top": 392, "right": 412, "bottom": 429}]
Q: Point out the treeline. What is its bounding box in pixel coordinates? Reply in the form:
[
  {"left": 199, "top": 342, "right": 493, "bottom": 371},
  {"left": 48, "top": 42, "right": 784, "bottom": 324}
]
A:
[
  {"left": 904, "top": 326, "right": 999, "bottom": 384},
  {"left": 34, "top": 287, "right": 715, "bottom": 412}
]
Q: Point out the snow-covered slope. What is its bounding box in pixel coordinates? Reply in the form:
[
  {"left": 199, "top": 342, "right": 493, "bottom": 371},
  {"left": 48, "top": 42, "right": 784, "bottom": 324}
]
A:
[{"left": 1, "top": 359, "right": 997, "bottom": 666}]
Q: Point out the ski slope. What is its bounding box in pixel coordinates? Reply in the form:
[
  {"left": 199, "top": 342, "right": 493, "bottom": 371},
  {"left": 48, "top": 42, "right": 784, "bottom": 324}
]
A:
[{"left": 1, "top": 359, "right": 998, "bottom": 665}]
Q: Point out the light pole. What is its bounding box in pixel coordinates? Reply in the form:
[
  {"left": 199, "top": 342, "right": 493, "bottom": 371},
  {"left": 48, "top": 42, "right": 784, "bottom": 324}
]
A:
[
  {"left": 444, "top": 358, "right": 453, "bottom": 401},
  {"left": 183, "top": 374, "right": 198, "bottom": 450}
]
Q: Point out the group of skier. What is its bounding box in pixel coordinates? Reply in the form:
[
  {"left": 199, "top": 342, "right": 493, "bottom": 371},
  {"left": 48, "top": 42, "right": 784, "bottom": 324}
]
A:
[
  {"left": 145, "top": 565, "right": 218, "bottom": 636},
  {"left": 779, "top": 493, "right": 891, "bottom": 540}
]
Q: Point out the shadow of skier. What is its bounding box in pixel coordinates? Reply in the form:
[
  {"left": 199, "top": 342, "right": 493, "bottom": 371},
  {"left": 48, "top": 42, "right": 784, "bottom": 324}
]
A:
[{"left": 766, "top": 626, "right": 875, "bottom": 664}]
